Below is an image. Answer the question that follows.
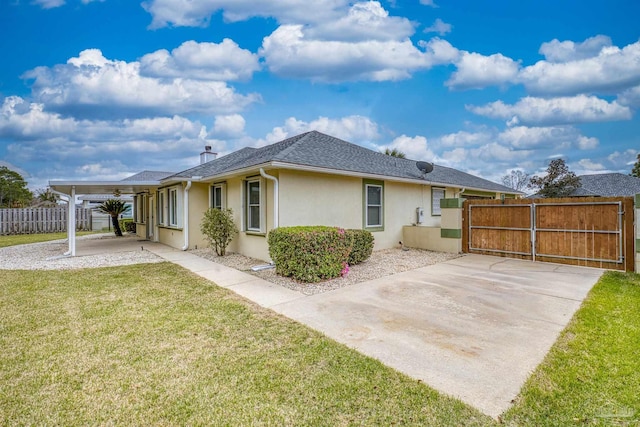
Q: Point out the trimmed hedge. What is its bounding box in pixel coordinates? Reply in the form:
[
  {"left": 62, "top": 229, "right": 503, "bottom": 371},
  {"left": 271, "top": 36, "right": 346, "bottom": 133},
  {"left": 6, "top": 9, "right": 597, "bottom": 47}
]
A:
[
  {"left": 119, "top": 218, "right": 136, "bottom": 234},
  {"left": 268, "top": 226, "right": 352, "bottom": 283},
  {"left": 268, "top": 226, "right": 375, "bottom": 283},
  {"left": 346, "top": 229, "right": 374, "bottom": 265}
]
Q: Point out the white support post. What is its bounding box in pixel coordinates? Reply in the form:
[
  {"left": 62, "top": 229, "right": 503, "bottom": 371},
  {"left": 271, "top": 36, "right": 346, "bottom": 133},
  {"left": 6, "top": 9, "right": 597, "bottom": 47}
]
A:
[{"left": 69, "top": 186, "right": 76, "bottom": 256}]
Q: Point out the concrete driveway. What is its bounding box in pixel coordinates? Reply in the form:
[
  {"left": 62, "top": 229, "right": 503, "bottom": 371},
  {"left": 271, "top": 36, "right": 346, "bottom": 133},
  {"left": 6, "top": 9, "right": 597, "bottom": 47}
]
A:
[{"left": 270, "top": 254, "right": 603, "bottom": 417}]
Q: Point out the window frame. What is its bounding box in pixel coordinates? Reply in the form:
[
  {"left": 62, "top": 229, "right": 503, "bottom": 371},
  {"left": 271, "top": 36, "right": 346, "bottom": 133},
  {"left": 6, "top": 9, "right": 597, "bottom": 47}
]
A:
[
  {"left": 363, "top": 179, "right": 384, "bottom": 231},
  {"left": 245, "top": 178, "right": 262, "bottom": 233},
  {"left": 431, "top": 187, "right": 446, "bottom": 216},
  {"left": 210, "top": 183, "right": 226, "bottom": 210},
  {"left": 157, "top": 190, "right": 165, "bottom": 226},
  {"left": 169, "top": 188, "right": 179, "bottom": 227}
]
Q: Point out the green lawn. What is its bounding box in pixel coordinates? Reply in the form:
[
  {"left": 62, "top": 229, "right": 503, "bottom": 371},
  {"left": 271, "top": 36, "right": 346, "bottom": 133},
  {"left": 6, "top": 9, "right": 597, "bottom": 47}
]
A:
[
  {"left": 0, "top": 263, "right": 489, "bottom": 426},
  {"left": 1, "top": 258, "right": 638, "bottom": 426},
  {"left": 503, "top": 271, "right": 640, "bottom": 426},
  {"left": 0, "top": 231, "right": 97, "bottom": 248}
]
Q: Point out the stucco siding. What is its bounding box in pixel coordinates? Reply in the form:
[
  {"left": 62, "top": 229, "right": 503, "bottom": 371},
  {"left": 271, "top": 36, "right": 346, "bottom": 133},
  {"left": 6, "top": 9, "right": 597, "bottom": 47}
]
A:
[{"left": 279, "top": 170, "right": 361, "bottom": 229}]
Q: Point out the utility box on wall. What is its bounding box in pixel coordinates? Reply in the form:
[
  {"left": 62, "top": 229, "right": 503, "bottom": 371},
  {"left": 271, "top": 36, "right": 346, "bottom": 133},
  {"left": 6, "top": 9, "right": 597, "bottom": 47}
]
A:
[{"left": 416, "top": 207, "right": 424, "bottom": 224}]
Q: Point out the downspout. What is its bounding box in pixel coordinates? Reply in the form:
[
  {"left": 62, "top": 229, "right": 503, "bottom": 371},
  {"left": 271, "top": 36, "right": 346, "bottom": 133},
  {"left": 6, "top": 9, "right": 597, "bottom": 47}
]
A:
[
  {"left": 260, "top": 168, "right": 279, "bottom": 229},
  {"left": 50, "top": 189, "right": 73, "bottom": 256},
  {"left": 181, "top": 180, "right": 192, "bottom": 250}
]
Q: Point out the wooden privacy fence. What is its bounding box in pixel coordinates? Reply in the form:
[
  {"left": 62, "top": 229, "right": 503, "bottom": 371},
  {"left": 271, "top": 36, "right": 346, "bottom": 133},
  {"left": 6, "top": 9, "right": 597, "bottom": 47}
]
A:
[
  {"left": 462, "top": 197, "right": 635, "bottom": 271},
  {"left": 0, "top": 207, "right": 92, "bottom": 235}
]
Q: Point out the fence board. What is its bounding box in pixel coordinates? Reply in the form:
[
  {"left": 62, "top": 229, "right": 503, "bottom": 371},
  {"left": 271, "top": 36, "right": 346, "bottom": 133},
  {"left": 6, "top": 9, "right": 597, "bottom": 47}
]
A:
[
  {"left": 0, "top": 207, "right": 91, "bottom": 235},
  {"left": 463, "top": 197, "right": 634, "bottom": 271}
]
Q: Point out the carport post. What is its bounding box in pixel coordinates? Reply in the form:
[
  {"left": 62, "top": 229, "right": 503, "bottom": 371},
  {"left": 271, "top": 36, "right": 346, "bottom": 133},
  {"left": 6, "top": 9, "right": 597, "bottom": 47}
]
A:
[{"left": 68, "top": 186, "right": 76, "bottom": 256}]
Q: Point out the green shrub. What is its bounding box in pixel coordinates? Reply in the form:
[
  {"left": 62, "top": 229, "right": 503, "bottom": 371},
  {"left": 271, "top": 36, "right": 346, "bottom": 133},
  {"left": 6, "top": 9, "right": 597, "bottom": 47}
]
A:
[
  {"left": 345, "top": 229, "right": 374, "bottom": 265},
  {"left": 119, "top": 218, "right": 136, "bottom": 234},
  {"left": 200, "top": 208, "right": 238, "bottom": 256},
  {"left": 268, "top": 226, "right": 352, "bottom": 283}
]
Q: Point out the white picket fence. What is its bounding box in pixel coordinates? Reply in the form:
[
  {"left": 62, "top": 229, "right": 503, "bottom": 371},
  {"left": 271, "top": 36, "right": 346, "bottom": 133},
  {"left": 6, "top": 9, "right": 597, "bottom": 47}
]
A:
[{"left": 0, "top": 207, "right": 92, "bottom": 235}]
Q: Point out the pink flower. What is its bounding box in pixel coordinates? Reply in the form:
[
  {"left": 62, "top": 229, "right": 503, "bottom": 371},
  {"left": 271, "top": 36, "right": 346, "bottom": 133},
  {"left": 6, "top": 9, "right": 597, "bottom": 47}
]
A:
[{"left": 341, "top": 262, "right": 349, "bottom": 277}]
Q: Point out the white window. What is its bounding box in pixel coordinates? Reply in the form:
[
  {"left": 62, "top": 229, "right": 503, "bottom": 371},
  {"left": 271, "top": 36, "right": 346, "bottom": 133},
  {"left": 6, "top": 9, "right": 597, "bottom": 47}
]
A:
[
  {"left": 157, "top": 190, "right": 165, "bottom": 225},
  {"left": 136, "top": 194, "right": 146, "bottom": 223},
  {"left": 432, "top": 187, "right": 445, "bottom": 216},
  {"left": 210, "top": 184, "right": 225, "bottom": 209},
  {"left": 169, "top": 188, "right": 178, "bottom": 226},
  {"left": 246, "top": 179, "right": 261, "bottom": 232},
  {"left": 365, "top": 182, "right": 383, "bottom": 229}
]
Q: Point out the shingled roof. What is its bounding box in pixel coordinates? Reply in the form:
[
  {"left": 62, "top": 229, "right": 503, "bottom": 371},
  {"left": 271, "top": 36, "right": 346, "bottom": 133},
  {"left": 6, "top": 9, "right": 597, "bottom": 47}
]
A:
[
  {"left": 122, "top": 170, "right": 175, "bottom": 181},
  {"left": 166, "top": 131, "right": 517, "bottom": 193},
  {"left": 570, "top": 173, "right": 640, "bottom": 197}
]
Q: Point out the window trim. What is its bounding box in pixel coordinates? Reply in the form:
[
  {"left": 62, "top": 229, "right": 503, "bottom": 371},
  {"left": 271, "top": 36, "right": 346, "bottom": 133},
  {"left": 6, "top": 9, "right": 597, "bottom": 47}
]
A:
[
  {"left": 363, "top": 179, "right": 384, "bottom": 231},
  {"left": 210, "top": 183, "right": 226, "bottom": 210},
  {"left": 169, "top": 188, "right": 179, "bottom": 227},
  {"left": 157, "top": 190, "right": 165, "bottom": 226},
  {"left": 245, "top": 178, "right": 262, "bottom": 233},
  {"left": 431, "top": 187, "right": 446, "bottom": 216}
]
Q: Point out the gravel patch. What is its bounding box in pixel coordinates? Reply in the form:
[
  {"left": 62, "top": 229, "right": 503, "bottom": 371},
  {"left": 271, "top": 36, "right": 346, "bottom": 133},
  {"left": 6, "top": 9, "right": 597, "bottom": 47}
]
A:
[
  {"left": 0, "top": 234, "right": 163, "bottom": 270},
  {"left": 191, "top": 247, "right": 460, "bottom": 295}
]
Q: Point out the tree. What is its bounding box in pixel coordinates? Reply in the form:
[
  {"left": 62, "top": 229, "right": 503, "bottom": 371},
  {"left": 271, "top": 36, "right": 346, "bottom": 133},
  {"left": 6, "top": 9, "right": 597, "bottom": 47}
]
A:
[
  {"left": 501, "top": 170, "right": 530, "bottom": 191},
  {"left": 384, "top": 148, "right": 406, "bottom": 158},
  {"left": 631, "top": 154, "right": 640, "bottom": 178},
  {"left": 200, "top": 208, "right": 238, "bottom": 256},
  {"left": 96, "top": 199, "right": 131, "bottom": 237},
  {"left": 34, "top": 187, "right": 60, "bottom": 206},
  {"left": 0, "top": 166, "right": 33, "bottom": 207},
  {"left": 529, "top": 159, "right": 581, "bottom": 198}
]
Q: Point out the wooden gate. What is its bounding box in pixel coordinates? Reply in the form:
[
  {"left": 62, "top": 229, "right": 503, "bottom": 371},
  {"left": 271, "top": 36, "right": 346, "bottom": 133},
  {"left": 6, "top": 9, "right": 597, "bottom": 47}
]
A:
[{"left": 462, "top": 197, "right": 635, "bottom": 271}]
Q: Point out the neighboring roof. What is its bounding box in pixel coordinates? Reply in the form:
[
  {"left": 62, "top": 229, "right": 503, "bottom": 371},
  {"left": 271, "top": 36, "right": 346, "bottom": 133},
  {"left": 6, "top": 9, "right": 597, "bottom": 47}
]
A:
[
  {"left": 570, "top": 173, "right": 640, "bottom": 197},
  {"left": 168, "top": 131, "right": 518, "bottom": 194},
  {"left": 121, "top": 170, "right": 175, "bottom": 181}
]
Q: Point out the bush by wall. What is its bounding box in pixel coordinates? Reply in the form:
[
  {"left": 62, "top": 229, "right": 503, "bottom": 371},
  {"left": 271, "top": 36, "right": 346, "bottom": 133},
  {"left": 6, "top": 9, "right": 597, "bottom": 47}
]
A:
[
  {"left": 200, "top": 208, "right": 238, "bottom": 256},
  {"left": 345, "top": 229, "right": 374, "bottom": 265},
  {"left": 268, "top": 226, "right": 352, "bottom": 283},
  {"left": 119, "top": 218, "right": 136, "bottom": 234}
]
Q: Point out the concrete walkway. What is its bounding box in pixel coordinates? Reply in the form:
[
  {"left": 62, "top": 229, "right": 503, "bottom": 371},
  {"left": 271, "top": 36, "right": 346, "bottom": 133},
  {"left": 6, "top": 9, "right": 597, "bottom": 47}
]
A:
[{"left": 141, "top": 244, "right": 602, "bottom": 418}]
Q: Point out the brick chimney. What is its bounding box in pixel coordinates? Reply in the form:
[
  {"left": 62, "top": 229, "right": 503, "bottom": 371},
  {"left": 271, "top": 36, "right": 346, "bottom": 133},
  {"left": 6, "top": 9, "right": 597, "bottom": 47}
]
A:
[{"left": 200, "top": 146, "right": 217, "bottom": 164}]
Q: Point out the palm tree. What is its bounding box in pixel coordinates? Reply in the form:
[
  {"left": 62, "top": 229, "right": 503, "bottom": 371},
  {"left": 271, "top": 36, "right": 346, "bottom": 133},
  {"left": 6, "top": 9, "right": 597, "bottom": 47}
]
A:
[
  {"left": 96, "top": 199, "right": 131, "bottom": 236},
  {"left": 384, "top": 148, "right": 406, "bottom": 158}
]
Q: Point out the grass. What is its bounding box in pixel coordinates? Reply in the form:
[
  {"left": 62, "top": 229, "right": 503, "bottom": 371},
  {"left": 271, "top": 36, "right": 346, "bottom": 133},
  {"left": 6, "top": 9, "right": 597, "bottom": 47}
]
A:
[
  {"left": 1, "top": 259, "right": 638, "bottom": 426},
  {"left": 0, "top": 231, "right": 97, "bottom": 248},
  {"left": 0, "top": 263, "right": 489, "bottom": 426},
  {"left": 503, "top": 271, "right": 640, "bottom": 426}
]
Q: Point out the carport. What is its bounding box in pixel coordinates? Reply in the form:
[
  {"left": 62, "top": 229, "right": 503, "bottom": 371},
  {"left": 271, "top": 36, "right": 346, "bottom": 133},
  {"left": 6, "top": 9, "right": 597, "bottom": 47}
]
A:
[{"left": 49, "top": 179, "right": 162, "bottom": 256}]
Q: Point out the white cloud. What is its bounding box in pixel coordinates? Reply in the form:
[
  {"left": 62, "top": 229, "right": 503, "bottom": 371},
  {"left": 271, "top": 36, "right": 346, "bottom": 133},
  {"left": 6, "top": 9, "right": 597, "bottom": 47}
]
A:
[
  {"left": 419, "top": 0, "right": 438, "bottom": 7},
  {"left": 578, "top": 158, "right": 605, "bottom": 171},
  {"left": 212, "top": 114, "right": 246, "bottom": 138},
  {"left": 305, "top": 1, "right": 415, "bottom": 42},
  {"left": 32, "top": 0, "right": 65, "bottom": 8},
  {"left": 419, "top": 38, "right": 461, "bottom": 65},
  {"left": 260, "top": 24, "right": 430, "bottom": 82},
  {"left": 446, "top": 51, "right": 520, "bottom": 89},
  {"left": 519, "top": 38, "right": 640, "bottom": 95},
  {"left": 423, "top": 18, "right": 451, "bottom": 35},
  {"left": 139, "top": 39, "right": 260, "bottom": 81},
  {"left": 377, "top": 135, "right": 435, "bottom": 160},
  {"left": 468, "top": 95, "right": 632, "bottom": 126},
  {"left": 498, "top": 125, "right": 599, "bottom": 151},
  {"left": 260, "top": 115, "right": 380, "bottom": 146},
  {"left": 23, "top": 49, "right": 259, "bottom": 118},
  {"left": 141, "top": 0, "right": 349, "bottom": 28},
  {"left": 539, "top": 35, "right": 612, "bottom": 63},
  {"left": 618, "top": 84, "right": 640, "bottom": 107}
]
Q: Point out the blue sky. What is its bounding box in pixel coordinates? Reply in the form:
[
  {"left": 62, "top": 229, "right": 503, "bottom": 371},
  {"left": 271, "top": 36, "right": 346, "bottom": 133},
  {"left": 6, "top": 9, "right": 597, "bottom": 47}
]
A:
[{"left": 1, "top": 0, "right": 639, "bottom": 190}]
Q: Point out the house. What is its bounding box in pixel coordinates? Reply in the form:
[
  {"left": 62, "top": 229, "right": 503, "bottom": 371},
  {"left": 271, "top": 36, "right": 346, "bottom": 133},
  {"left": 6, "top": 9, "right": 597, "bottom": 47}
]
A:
[
  {"left": 569, "top": 173, "right": 640, "bottom": 197},
  {"left": 50, "top": 131, "right": 519, "bottom": 260}
]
